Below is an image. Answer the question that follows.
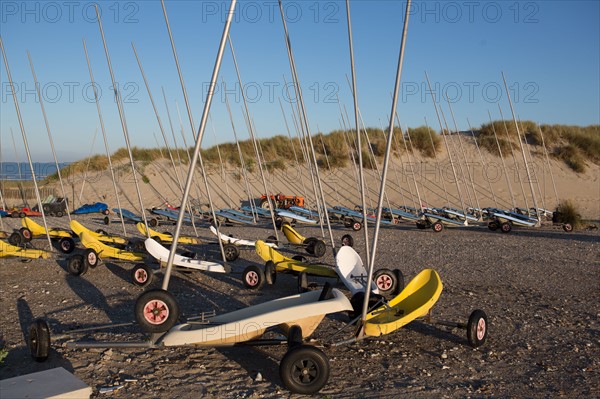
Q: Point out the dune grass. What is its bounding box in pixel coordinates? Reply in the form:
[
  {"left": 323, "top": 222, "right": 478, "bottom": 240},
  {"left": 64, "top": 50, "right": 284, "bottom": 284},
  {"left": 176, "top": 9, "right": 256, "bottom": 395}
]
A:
[{"left": 555, "top": 199, "right": 583, "bottom": 230}]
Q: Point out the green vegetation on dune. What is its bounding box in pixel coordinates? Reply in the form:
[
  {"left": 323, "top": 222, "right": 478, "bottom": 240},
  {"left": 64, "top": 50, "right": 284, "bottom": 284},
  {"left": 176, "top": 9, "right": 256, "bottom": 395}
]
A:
[{"left": 42, "top": 122, "right": 598, "bottom": 183}]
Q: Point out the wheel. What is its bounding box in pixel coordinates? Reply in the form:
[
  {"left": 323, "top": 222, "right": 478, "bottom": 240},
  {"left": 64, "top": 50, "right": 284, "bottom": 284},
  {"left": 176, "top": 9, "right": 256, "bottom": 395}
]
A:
[
  {"left": 291, "top": 255, "right": 308, "bottom": 263},
  {"left": 131, "top": 239, "right": 146, "bottom": 252},
  {"left": 467, "top": 309, "right": 488, "bottom": 348},
  {"left": 95, "top": 229, "right": 108, "bottom": 235},
  {"left": 266, "top": 235, "right": 278, "bottom": 245},
  {"left": 287, "top": 325, "right": 303, "bottom": 348},
  {"left": 343, "top": 219, "right": 352, "bottom": 228},
  {"left": 265, "top": 261, "right": 277, "bottom": 285},
  {"left": 312, "top": 240, "right": 326, "bottom": 258},
  {"left": 28, "top": 319, "right": 50, "bottom": 362},
  {"left": 279, "top": 345, "right": 330, "bottom": 395},
  {"left": 488, "top": 221, "right": 499, "bottom": 231},
  {"left": 19, "top": 212, "right": 26, "bottom": 218},
  {"left": 11, "top": 211, "right": 19, "bottom": 218},
  {"left": 8, "top": 232, "right": 22, "bottom": 246},
  {"left": 83, "top": 248, "right": 99, "bottom": 268},
  {"left": 56, "top": 211, "right": 64, "bottom": 217},
  {"left": 297, "top": 272, "right": 308, "bottom": 293},
  {"left": 242, "top": 265, "right": 265, "bottom": 290},
  {"left": 131, "top": 263, "right": 154, "bottom": 287},
  {"left": 58, "top": 237, "right": 75, "bottom": 254},
  {"left": 260, "top": 199, "right": 270, "bottom": 209},
  {"left": 19, "top": 227, "right": 32, "bottom": 243},
  {"left": 43, "top": 205, "right": 50, "bottom": 213},
  {"left": 393, "top": 269, "right": 404, "bottom": 295},
  {"left": 135, "top": 289, "right": 180, "bottom": 333},
  {"left": 303, "top": 237, "right": 318, "bottom": 255},
  {"left": 432, "top": 222, "right": 444, "bottom": 233},
  {"left": 373, "top": 268, "right": 398, "bottom": 295},
  {"left": 562, "top": 223, "right": 573, "bottom": 232},
  {"left": 149, "top": 218, "right": 158, "bottom": 227},
  {"left": 500, "top": 222, "right": 512, "bottom": 233},
  {"left": 222, "top": 243, "right": 239, "bottom": 262},
  {"left": 103, "top": 216, "right": 110, "bottom": 225},
  {"left": 102, "top": 209, "right": 109, "bottom": 215},
  {"left": 351, "top": 221, "right": 362, "bottom": 231},
  {"left": 275, "top": 217, "right": 283, "bottom": 230},
  {"left": 416, "top": 221, "right": 427, "bottom": 229},
  {"left": 67, "top": 254, "right": 88, "bottom": 276},
  {"left": 341, "top": 234, "right": 354, "bottom": 247}
]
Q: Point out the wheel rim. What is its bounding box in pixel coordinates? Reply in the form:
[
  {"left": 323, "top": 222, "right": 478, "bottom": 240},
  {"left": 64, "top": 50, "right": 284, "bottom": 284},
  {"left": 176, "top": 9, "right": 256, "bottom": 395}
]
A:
[
  {"left": 143, "top": 299, "right": 169, "bottom": 325},
  {"left": 23, "top": 230, "right": 31, "bottom": 239},
  {"left": 61, "top": 240, "right": 71, "bottom": 252},
  {"left": 246, "top": 271, "right": 258, "bottom": 286},
  {"left": 225, "top": 247, "right": 235, "bottom": 260},
  {"left": 434, "top": 224, "right": 442, "bottom": 232},
  {"left": 73, "top": 259, "right": 82, "bottom": 272},
  {"left": 476, "top": 318, "right": 486, "bottom": 340},
  {"left": 342, "top": 237, "right": 350, "bottom": 246},
  {"left": 291, "top": 358, "right": 318, "bottom": 384},
  {"left": 87, "top": 252, "right": 97, "bottom": 265},
  {"left": 135, "top": 269, "right": 148, "bottom": 283},
  {"left": 376, "top": 275, "right": 392, "bottom": 290}
]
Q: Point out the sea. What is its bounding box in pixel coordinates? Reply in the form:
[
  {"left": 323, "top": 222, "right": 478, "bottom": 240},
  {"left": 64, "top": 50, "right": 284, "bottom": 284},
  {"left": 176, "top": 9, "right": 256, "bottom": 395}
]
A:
[{"left": 1, "top": 162, "right": 71, "bottom": 181}]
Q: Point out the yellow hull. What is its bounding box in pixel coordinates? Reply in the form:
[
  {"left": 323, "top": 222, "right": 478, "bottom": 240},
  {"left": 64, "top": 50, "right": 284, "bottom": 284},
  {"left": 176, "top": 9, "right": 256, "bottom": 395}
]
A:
[
  {"left": 136, "top": 223, "right": 199, "bottom": 244},
  {"left": 70, "top": 220, "right": 127, "bottom": 244},
  {"left": 363, "top": 269, "right": 443, "bottom": 337},
  {"left": 0, "top": 240, "right": 51, "bottom": 259},
  {"left": 22, "top": 217, "right": 71, "bottom": 238},
  {"left": 255, "top": 240, "right": 336, "bottom": 278},
  {"left": 282, "top": 224, "right": 305, "bottom": 245},
  {"left": 80, "top": 231, "right": 144, "bottom": 261}
]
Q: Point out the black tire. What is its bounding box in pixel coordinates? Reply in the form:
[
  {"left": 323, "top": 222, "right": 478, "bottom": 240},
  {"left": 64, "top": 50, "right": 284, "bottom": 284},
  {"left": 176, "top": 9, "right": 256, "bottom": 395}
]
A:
[
  {"left": 67, "top": 254, "right": 88, "bottom": 276},
  {"left": 341, "top": 234, "right": 354, "bottom": 247},
  {"left": 432, "top": 222, "right": 444, "bottom": 233},
  {"left": 467, "top": 309, "right": 488, "bottom": 348},
  {"left": 19, "top": 227, "right": 33, "bottom": 243},
  {"left": 132, "top": 263, "right": 154, "bottom": 287},
  {"left": 260, "top": 199, "right": 270, "bottom": 209},
  {"left": 19, "top": 212, "right": 26, "bottom": 218},
  {"left": 393, "top": 269, "right": 404, "bottom": 295},
  {"left": 373, "top": 268, "right": 398, "bottom": 295},
  {"left": 28, "top": 319, "right": 50, "bottom": 362},
  {"left": 242, "top": 265, "right": 265, "bottom": 290},
  {"left": 563, "top": 223, "right": 573, "bottom": 232},
  {"left": 500, "top": 222, "right": 512, "bottom": 234},
  {"left": 275, "top": 217, "right": 283, "bottom": 230},
  {"left": 279, "top": 345, "right": 330, "bottom": 395},
  {"left": 56, "top": 211, "right": 64, "bottom": 218},
  {"left": 265, "top": 261, "right": 277, "bottom": 285},
  {"left": 343, "top": 219, "right": 352, "bottom": 228},
  {"left": 135, "top": 289, "right": 180, "bottom": 333},
  {"left": 131, "top": 239, "right": 146, "bottom": 252},
  {"left": 58, "top": 237, "right": 75, "bottom": 254},
  {"left": 297, "top": 272, "right": 308, "bottom": 293},
  {"left": 351, "top": 221, "right": 362, "bottom": 232},
  {"left": 223, "top": 244, "right": 239, "bottom": 262},
  {"left": 149, "top": 218, "right": 158, "bottom": 228},
  {"left": 83, "top": 248, "right": 99, "bottom": 268},
  {"left": 488, "top": 221, "right": 499, "bottom": 231},
  {"left": 8, "top": 232, "right": 22, "bottom": 246},
  {"left": 103, "top": 216, "right": 110, "bottom": 225},
  {"left": 11, "top": 211, "right": 19, "bottom": 218},
  {"left": 416, "top": 221, "right": 427, "bottom": 229},
  {"left": 43, "top": 205, "right": 50, "bottom": 213},
  {"left": 303, "top": 237, "right": 317, "bottom": 255},
  {"left": 312, "top": 240, "right": 326, "bottom": 258},
  {"left": 287, "top": 325, "right": 303, "bottom": 349}
]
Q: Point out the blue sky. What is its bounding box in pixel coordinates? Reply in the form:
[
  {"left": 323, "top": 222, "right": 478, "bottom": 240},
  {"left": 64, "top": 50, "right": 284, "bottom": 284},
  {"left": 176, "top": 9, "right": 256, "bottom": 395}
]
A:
[{"left": 1, "top": 0, "right": 599, "bottom": 162}]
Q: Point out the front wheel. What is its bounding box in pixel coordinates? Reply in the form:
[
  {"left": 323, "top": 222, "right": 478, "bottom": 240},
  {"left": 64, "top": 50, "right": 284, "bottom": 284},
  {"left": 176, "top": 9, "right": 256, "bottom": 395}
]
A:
[
  {"left": 28, "top": 319, "right": 50, "bottom": 362},
  {"left": 67, "top": 254, "right": 88, "bottom": 276},
  {"left": 467, "top": 309, "right": 488, "bottom": 348},
  {"left": 279, "top": 345, "right": 330, "bottom": 395},
  {"left": 488, "top": 221, "right": 499, "bottom": 231},
  {"left": 19, "top": 227, "right": 33, "bottom": 243},
  {"left": 223, "top": 243, "right": 239, "bottom": 262},
  {"left": 562, "top": 223, "right": 573, "bottom": 232},
  {"left": 132, "top": 263, "right": 154, "bottom": 287},
  {"left": 135, "top": 289, "right": 180, "bottom": 333},
  {"left": 500, "top": 222, "right": 512, "bottom": 234},
  {"left": 341, "top": 234, "right": 354, "bottom": 247},
  {"left": 432, "top": 222, "right": 444, "bottom": 233},
  {"left": 83, "top": 248, "right": 99, "bottom": 268},
  {"left": 242, "top": 265, "right": 265, "bottom": 290},
  {"left": 312, "top": 240, "right": 326, "bottom": 258},
  {"left": 351, "top": 221, "right": 362, "bottom": 232},
  {"left": 265, "top": 261, "right": 277, "bottom": 285}
]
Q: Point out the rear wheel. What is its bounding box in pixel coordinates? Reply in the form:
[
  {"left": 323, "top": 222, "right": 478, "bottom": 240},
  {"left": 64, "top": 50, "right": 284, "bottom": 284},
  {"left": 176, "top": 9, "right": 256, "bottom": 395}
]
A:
[
  {"left": 67, "top": 254, "right": 88, "bottom": 276},
  {"left": 341, "top": 234, "right": 354, "bottom": 247},
  {"left": 8, "top": 232, "right": 22, "bottom": 246},
  {"left": 149, "top": 218, "right": 158, "bottom": 227},
  {"left": 488, "top": 221, "right": 499, "bottom": 231},
  {"left": 242, "top": 265, "right": 265, "bottom": 290},
  {"left": 312, "top": 240, "right": 326, "bottom": 258},
  {"left": 135, "top": 289, "right": 180, "bottom": 333},
  {"left": 28, "top": 319, "right": 50, "bottom": 362},
  {"left": 83, "top": 248, "right": 99, "bottom": 268},
  {"left": 562, "top": 223, "right": 573, "bottom": 232},
  {"left": 56, "top": 211, "right": 64, "bottom": 218},
  {"left": 500, "top": 222, "right": 512, "bottom": 233},
  {"left": 223, "top": 243, "right": 239, "bottom": 262},
  {"left": 279, "top": 345, "right": 330, "bottom": 395},
  {"left": 19, "top": 227, "right": 32, "bottom": 243},
  {"left": 132, "top": 263, "right": 154, "bottom": 287},
  {"left": 373, "top": 268, "right": 398, "bottom": 295},
  {"left": 58, "top": 237, "right": 75, "bottom": 254},
  {"left": 432, "top": 222, "right": 444, "bottom": 233},
  {"left": 467, "top": 309, "right": 488, "bottom": 348},
  {"left": 351, "top": 221, "right": 362, "bottom": 232}
]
